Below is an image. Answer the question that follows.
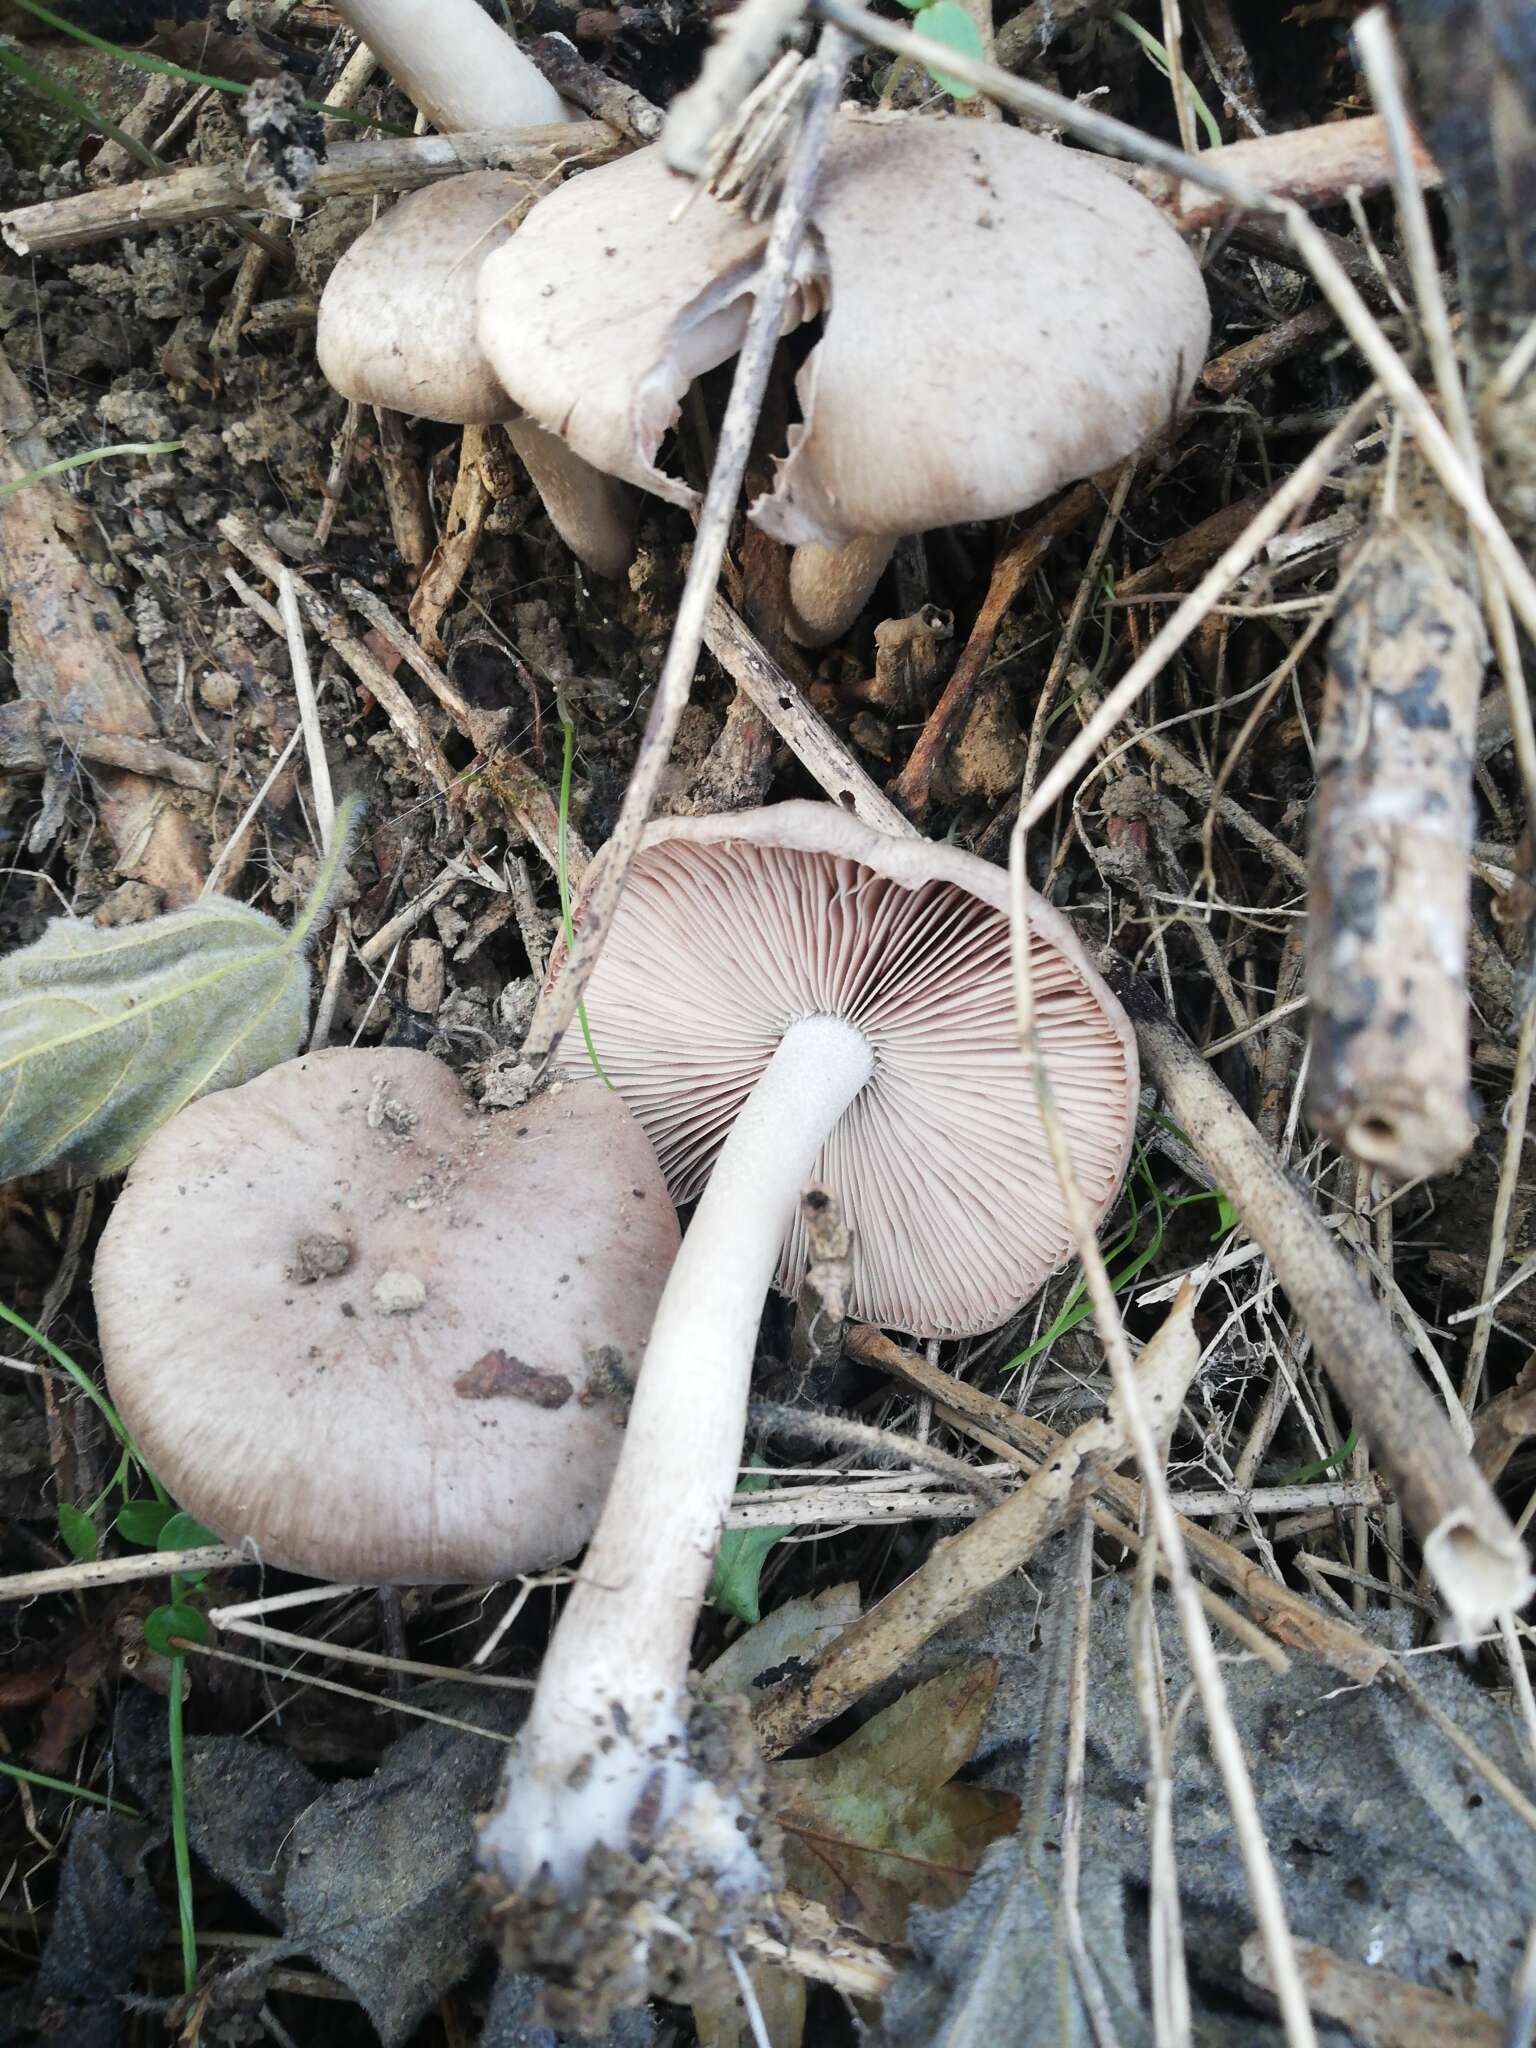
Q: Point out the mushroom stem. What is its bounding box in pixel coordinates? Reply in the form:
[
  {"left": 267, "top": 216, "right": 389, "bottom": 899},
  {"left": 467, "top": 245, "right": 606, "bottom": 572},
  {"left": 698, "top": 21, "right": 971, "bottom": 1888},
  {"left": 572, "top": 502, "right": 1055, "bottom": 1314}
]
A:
[
  {"left": 481, "top": 1012, "right": 874, "bottom": 1897},
  {"left": 333, "top": 0, "right": 568, "bottom": 131},
  {"left": 505, "top": 420, "right": 637, "bottom": 581},
  {"left": 785, "top": 534, "right": 898, "bottom": 646}
]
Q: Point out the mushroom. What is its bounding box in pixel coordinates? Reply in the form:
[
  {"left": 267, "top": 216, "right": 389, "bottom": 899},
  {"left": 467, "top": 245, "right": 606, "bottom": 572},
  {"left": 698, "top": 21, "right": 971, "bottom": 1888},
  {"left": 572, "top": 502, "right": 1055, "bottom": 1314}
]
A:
[
  {"left": 316, "top": 172, "right": 637, "bottom": 577},
  {"left": 332, "top": 0, "right": 567, "bottom": 131},
  {"left": 479, "top": 802, "right": 1137, "bottom": 2005},
  {"left": 92, "top": 1048, "right": 680, "bottom": 1584},
  {"left": 476, "top": 111, "right": 1211, "bottom": 643}
]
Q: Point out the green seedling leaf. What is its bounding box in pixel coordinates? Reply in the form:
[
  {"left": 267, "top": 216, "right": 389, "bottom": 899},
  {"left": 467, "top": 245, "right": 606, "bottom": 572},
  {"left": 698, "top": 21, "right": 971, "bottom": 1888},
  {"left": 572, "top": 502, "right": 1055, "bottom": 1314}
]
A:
[
  {"left": 0, "top": 802, "right": 356, "bottom": 1183},
  {"left": 57, "top": 1503, "right": 98, "bottom": 1562},
  {"left": 910, "top": 2, "right": 984, "bottom": 98},
  {"left": 117, "top": 1499, "right": 176, "bottom": 1548},
  {"left": 770, "top": 1659, "right": 1019, "bottom": 1944},
  {"left": 158, "top": 1510, "right": 218, "bottom": 1550},
  {"left": 143, "top": 1604, "right": 208, "bottom": 1656},
  {"left": 710, "top": 1469, "right": 791, "bottom": 1625}
]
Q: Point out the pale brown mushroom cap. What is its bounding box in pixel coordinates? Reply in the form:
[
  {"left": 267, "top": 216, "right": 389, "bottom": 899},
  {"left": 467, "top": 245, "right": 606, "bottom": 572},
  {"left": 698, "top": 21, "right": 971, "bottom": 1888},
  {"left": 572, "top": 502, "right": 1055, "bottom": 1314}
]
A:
[
  {"left": 317, "top": 171, "right": 525, "bottom": 424},
  {"left": 474, "top": 113, "right": 1209, "bottom": 544},
  {"left": 93, "top": 1049, "right": 679, "bottom": 1584},
  {"left": 754, "top": 116, "right": 1210, "bottom": 546},
  {"left": 554, "top": 804, "right": 1138, "bottom": 1339}
]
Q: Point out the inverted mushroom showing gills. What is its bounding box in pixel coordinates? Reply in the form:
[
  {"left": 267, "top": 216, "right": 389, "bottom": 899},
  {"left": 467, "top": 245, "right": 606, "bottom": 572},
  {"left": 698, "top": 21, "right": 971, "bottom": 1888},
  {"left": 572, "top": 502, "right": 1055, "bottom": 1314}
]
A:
[
  {"left": 481, "top": 803, "right": 1137, "bottom": 2015},
  {"left": 477, "top": 112, "right": 1210, "bottom": 642},
  {"left": 92, "top": 1048, "right": 679, "bottom": 1584}
]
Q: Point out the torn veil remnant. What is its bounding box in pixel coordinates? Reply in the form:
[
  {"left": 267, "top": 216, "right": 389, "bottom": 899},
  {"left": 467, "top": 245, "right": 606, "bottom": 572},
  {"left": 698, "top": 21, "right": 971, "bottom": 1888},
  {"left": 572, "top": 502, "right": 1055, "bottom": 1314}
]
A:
[
  {"left": 92, "top": 1049, "right": 679, "bottom": 1584},
  {"left": 480, "top": 802, "right": 1138, "bottom": 2022},
  {"left": 476, "top": 112, "right": 1210, "bottom": 643}
]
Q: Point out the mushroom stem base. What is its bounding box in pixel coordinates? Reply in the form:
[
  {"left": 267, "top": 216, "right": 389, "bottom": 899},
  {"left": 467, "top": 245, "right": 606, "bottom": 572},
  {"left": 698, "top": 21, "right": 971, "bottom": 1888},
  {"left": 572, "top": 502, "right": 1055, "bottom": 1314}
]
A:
[{"left": 485, "top": 1692, "right": 779, "bottom": 2032}]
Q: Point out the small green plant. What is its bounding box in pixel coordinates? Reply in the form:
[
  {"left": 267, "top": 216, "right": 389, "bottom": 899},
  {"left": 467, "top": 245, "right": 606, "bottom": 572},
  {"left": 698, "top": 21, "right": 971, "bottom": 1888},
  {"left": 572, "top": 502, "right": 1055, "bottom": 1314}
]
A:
[
  {"left": 4, "top": 1302, "right": 203, "bottom": 1993},
  {"left": 710, "top": 1468, "right": 792, "bottom": 1625},
  {"left": 6, "top": 0, "right": 397, "bottom": 130},
  {"left": 1004, "top": 1141, "right": 1236, "bottom": 1375},
  {"left": 886, "top": 0, "right": 985, "bottom": 102},
  {"left": 0, "top": 1757, "right": 140, "bottom": 1815},
  {"left": 0, "top": 796, "right": 358, "bottom": 1184},
  {"left": 1110, "top": 11, "right": 1224, "bottom": 150}
]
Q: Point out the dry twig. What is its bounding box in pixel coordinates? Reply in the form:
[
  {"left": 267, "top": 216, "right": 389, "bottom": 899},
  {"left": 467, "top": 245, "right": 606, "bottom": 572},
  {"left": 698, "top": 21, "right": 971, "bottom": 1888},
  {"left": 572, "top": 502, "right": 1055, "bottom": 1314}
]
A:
[
  {"left": 751, "top": 1289, "right": 1203, "bottom": 1755},
  {"left": 1109, "top": 968, "right": 1532, "bottom": 1630},
  {"left": 0, "top": 124, "right": 619, "bottom": 257}
]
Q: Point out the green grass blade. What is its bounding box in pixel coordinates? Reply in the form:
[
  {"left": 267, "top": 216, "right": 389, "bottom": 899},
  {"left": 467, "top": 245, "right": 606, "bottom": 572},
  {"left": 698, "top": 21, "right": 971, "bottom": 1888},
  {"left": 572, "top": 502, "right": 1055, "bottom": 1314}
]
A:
[
  {"left": 6, "top": 0, "right": 401, "bottom": 129},
  {"left": 0, "top": 440, "right": 184, "bottom": 501},
  {"left": 0, "top": 38, "right": 161, "bottom": 170},
  {"left": 0, "top": 1757, "right": 139, "bottom": 1815},
  {"left": 557, "top": 706, "right": 612, "bottom": 1087}
]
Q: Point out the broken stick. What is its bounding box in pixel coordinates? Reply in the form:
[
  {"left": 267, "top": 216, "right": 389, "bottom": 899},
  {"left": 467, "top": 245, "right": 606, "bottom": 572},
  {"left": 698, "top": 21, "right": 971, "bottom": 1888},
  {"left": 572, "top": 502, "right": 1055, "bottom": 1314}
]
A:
[
  {"left": 1306, "top": 480, "right": 1486, "bottom": 1179},
  {"left": 1108, "top": 966, "right": 1532, "bottom": 1633}
]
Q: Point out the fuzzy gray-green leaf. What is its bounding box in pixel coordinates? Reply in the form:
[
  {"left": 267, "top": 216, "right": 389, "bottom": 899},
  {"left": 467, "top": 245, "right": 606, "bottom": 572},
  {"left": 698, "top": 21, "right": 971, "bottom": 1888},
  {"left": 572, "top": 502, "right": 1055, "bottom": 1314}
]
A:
[{"left": 0, "top": 895, "right": 311, "bottom": 1183}]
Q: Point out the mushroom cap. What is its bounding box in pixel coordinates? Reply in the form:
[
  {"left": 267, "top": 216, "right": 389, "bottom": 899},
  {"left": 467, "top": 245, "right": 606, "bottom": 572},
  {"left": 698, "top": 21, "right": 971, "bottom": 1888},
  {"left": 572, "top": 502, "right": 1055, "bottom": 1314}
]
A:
[
  {"left": 553, "top": 803, "right": 1138, "bottom": 1339},
  {"left": 475, "top": 113, "right": 1210, "bottom": 545},
  {"left": 477, "top": 141, "right": 772, "bottom": 507},
  {"left": 317, "top": 172, "right": 527, "bottom": 424},
  {"left": 93, "top": 1049, "right": 680, "bottom": 1584}
]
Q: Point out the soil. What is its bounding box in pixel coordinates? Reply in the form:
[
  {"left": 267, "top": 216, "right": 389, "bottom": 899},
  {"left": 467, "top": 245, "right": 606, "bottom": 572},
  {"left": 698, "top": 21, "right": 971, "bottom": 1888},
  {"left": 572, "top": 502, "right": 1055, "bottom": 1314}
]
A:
[{"left": 1, "top": 3, "right": 1534, "bottom": 2046}]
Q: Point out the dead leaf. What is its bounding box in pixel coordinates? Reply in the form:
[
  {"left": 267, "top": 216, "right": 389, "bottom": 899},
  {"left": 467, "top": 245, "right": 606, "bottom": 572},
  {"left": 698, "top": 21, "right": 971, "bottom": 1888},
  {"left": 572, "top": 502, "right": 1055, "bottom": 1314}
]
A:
[
  {"left": 694, "top": 1957, "right": 807, "bottom": 2048},
  {"left": 769, "top": 1659, "right": 1019, "bottom": 1946}
]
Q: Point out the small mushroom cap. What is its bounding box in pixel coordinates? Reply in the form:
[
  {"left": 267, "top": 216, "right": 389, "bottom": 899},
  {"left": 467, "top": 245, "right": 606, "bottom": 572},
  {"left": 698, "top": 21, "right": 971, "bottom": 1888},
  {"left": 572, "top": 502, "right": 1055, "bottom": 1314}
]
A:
[
  {"left": 553, "top": 803, "right": 1138, "bottom": 1339},
  {"left": 93, "top": 1049, "right": 680, "bottom": 1584},
  {"left": 317, "top": 172, "right": 527, "bottom": 424},
  {"left": 474, "top": 114, "right": 1210, "bottom": 544}
]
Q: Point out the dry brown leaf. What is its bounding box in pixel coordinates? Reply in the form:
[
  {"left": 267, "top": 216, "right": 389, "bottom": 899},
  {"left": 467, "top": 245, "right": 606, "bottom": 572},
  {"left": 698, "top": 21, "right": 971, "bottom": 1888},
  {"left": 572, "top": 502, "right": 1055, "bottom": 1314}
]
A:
[{"left": 769, "top": 1658, "right": 1018, "bottom": 1946}]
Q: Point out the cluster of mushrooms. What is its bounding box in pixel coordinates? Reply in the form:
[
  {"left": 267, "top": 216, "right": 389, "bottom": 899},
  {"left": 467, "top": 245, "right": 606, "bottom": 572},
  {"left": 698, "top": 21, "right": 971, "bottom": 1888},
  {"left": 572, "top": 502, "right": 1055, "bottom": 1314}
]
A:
[{"left": 92, "top": 0, "right": 1212, "bottom": 2022}]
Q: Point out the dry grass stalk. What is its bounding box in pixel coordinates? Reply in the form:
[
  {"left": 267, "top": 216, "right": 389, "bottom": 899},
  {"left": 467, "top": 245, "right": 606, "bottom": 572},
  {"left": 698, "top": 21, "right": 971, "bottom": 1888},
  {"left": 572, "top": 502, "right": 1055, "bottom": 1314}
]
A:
[
  {"left": 409, "top": 424, "right": 497, "bottom": 658},
  {"left": 891, "top": 478, "right": 1101, "bottom": 819},
  {"left": 787, "top": 1185, "right": 854, "bottom": 1402},
  {"left": 0, "top": 702, "right": 218, "bottom": 793},
  {"left": 847, "top": 1320, "right": 1391, "bottom": 1680},
  {"left": 219, "top": 521, "right": 455, "bottom": 797},
  {"left": 1111, "top": 968, "right": 1532, "bottom": 1630},
  {"left": 702, "top": 596, "right": 907, "bottom": 831},
  {"left": 750, "top": 1289, "right": 1203, "bottom": 1757},
  {"left": 1007, "top": 838, "right": 1317, "bottom": 2047}
]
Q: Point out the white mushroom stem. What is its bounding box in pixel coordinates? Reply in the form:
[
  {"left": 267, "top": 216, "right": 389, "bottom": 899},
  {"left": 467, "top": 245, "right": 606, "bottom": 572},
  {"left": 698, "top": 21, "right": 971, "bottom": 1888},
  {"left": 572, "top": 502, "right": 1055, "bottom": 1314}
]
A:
[
  {"left": 481, "top": 1012, "right": 875, "bottom": 1896},
  {"left": 785, "top": 534, "right": 898, "bottom": 647},
  {"left": 333, "top": 0, "right": 568, "bottom": 131},
  {"left": 506, "top": 420, "right": 637, "bottom": 581}
]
